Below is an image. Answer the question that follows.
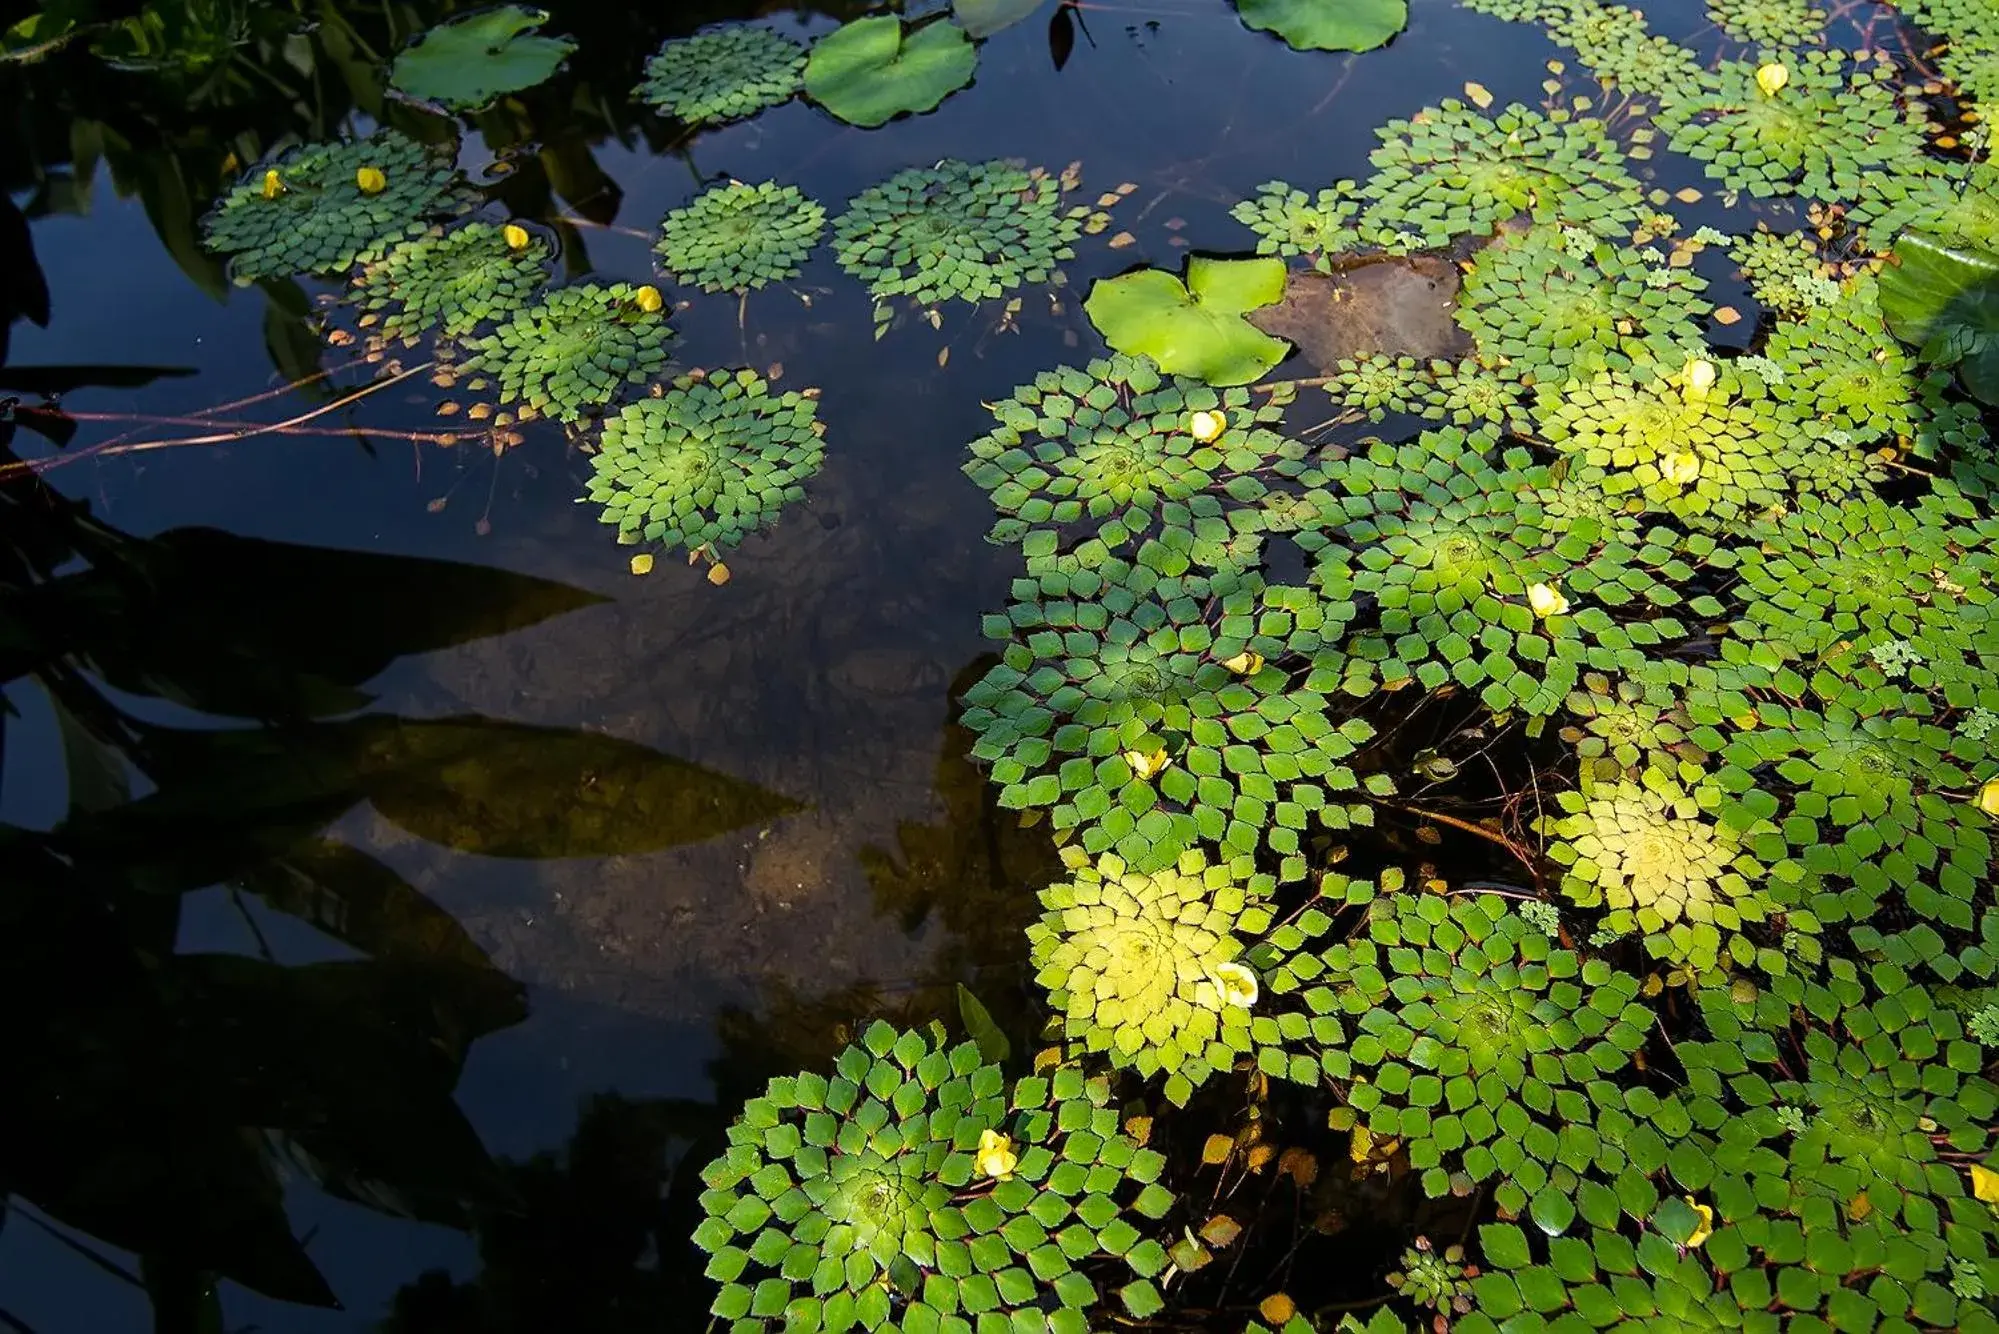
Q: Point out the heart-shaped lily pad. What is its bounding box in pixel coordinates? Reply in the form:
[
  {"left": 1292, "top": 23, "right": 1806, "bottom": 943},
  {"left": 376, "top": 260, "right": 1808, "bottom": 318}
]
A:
[
  {"left": 1084, "top": 256, "right": 1292, "bottom": 385},
  {"left": 391, "top": 5, "right": 577, "bottom": 111},
  {"left": 1233, "top": 0, "right": 1408, "bottom": 52},
  {"left": 804, "top": 16, "right": 977, "bottom": 128},
  {"left": 1879, "top": 230, "right": 1999, "bottom": 405}
]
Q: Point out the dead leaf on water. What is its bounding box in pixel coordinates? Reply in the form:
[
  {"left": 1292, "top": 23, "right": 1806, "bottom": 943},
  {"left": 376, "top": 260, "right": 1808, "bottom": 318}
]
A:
[
  {"left": 707, "top": 562, "right": 732, "bottom": 586},
  {"left": 1464, "top": 80, "right": 1493, "bottom": 108},
  {"left": 1108, "top": 231, "right": 1136, "bottom": 248},
  {"left": 1714, "top": 306, "right": 1742, "bottom": 325},
  {"left": 630, "top": 553, "right": 654, "bottom": 575},
  {"left": 1201, "top": 1134, "right": 1233, "bottom": 1166}
]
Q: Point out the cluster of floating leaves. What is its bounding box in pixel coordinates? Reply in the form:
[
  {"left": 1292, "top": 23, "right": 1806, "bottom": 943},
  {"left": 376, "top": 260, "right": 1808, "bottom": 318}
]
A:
[
  {"left": 350, "top": 221, "right": 550, "bottom": 342},
  {"left": 201, "top": 130, "right": 469, "bottom": 280},
  {"left": 1730, "top": 229, "right": 1841, "bottom": 314},
  {"left": 656, "top": 181, "right": 826, "bottom": 295},
  {"left": 1357, "top": 100, "right": 1645, "bottom": 249},
  {"left": 636, "top": 24, "right": 804, "bottom": 125},
  {"left": 1230, "top": 180, "right": 1359, "bottom": 267},
  {"left": 454, "top": 283, "right": 671, "bottom": 424},
  {"left": 1705, "top": 0, "right": 1827, "bottom": 47},
  {"left": 586, "top": 370, "right": 823, "bottom": 558},
  {"left": 832, "top": 159, "right": 1107, "bottom": 317},
  {"left": 690, "top": 1021, "right": 1175, "bottom": 1332}
]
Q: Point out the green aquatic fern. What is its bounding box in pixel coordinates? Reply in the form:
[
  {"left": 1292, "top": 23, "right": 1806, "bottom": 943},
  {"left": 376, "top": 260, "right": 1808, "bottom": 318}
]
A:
[
  {"left": 960, "top": 556, "right": 1382, "bottom": 888},
  {"left": 1706, "top": 0, "right": 1827, "bottom": 46},
  {"left": 1763, "top": 297, "right": 1920, "bottom": 445},
  {"left": 656, "top": 181, "right": 825, "bottom": 294},
  {"left": 1547, "top": 2, "right": 1704, "bottom": 98},
  {"left": 456, "top": 283, "right": 672, "bottom": 423},
  {"left": 1658, "top": 51, "right": 1925, "bottom": 203},
  {"left": 1029, "top": 848, "right": 1273, "bottom": 1102},
  {"left": 636, "top": 24, "right": 804, "bottom": 125},
  {"left": 1387, "top": 1239, "right": 1474, "bottom": 1315},
  {"left": 1562, "top": 674, "right": 1709, "bottom": 783},
  {"left": 1456, "top": 226, "right": 1710, "bottom": 378},
  {"left": 201, "top": 131, "right": 469, "bottom": 280},
  {"left": 586, "top": 370, "right": 823, "bottom": 557},
  {"left": 690, "top": 1021, "right": 1175, "bottom": 1333},
  {"left": 1853, "top": 158, "right": 1999, "bottom": 255},
  {"left": 1357, "top": 100, "right": 1646, "bottom": 250},
  {"left": 1731, "top": 230, "right": 1841, "bottom": 315},
  {"left": 350, "top": 221, "right": 550, "bottom": 342},
  {"left": 1230, "top": 180, "right": 1359, "bottom": 267},
  {"left": 1542, "top": 776, "right": 1777, "bottom": 971},
  {"left": 834, "top": 160, "right": 1101, "bottom": 312}
]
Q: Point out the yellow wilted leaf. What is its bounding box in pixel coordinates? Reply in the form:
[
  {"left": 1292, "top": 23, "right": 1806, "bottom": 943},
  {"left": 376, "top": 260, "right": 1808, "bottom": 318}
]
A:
[
  {"left": 1201, "top": 1214, "right": 1244, "bottom": 1246},
  {"left": 503, "top": 223, "right": 532, "bottom": 250},
  {"left": 975, "top": 1129, "right": 1018, "bottom": 1181},
  {"left": 1259, "top": 1294, "right": 1296, "bottom": 1325},
  {"left": 1279, "top": 1147, "right": 1319, "bottom": 1188},
  {"left": 1973, "top": 1164, "right": 1999, "bottom": 1203},
  {"left": 1108, "top": 231, "right": 1137, "bottom": 249},
  {"left": 633, "top": 285, "right": 665, "bottom": 314},
  {"left": 1201, "top": 1134, "right": 1234, "bottom": 1166},
  {"left": 1125, "top": 1115, "right": 1153, "bottom": 1144},
  {"left": 707, "top": 562, "right": 732, "bottom": 586},
  {"left": 1684, "top": 1197, "right": 1714, "bottom": 1248},
  {"left": 1246, "top": 1143, "right": 1276, "bottom": 1171},
  {"left": 1847, "top": 1192, "right": 1873, "bottom": 1221},
  {"left": 1714, "top": 306, "right": 1742, "bottom": 325},
  {"left": 1349, "top": 1123, "right": 1373, "bottom": 1163},
  {"left": 1464, "top": 80, "right": 1494, "bottom": 109},
  {"left": 1222, "top": 650, "right": 1264, "bottom": 675},
  {"left": 629, "top": 553, "right": 655, "bottom": 576},
  {"left": 355, "top": 166, "right": 386, "bottom": 194}
]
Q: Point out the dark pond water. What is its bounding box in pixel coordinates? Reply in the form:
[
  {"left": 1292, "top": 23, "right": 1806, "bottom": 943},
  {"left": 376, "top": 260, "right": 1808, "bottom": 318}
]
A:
[{"left": 0, "top": 0, "right": 1906, "bottom": 1329}]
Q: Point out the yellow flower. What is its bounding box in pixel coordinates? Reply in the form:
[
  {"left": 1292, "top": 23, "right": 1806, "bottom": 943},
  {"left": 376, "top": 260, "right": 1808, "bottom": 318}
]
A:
[
  {"left": 1663, "top": 451, "right": 1702, "bottom": 486},
  {"left": 975, "top": 1128, "right": 1018, "bottom": 1181},
  {"left": 1683, "top": 357, "right": 1716, "bottom": 398},
  {"left": 1755, "top": 63, "right": 1789, "bottom": 96},
  {"left": 1222, "top": 650, "right": 1264, "bottom": 675},
  {"left": 633, "top": 284, "right": 664, "bottom": 314},
  {"left": 355, "top": 166, "right": 386, "bottom": 195},
  {"left": 1979, "top": 778, "right": 1999, "bottom": 817},
  {"left": 261, "top": 169, "right": 283, "bottom": 200},
  {"left": 1189, "top": 409, "right": 1227, "bottom": 442},
  {"left": 1212, "top": 961, "right": 1259, "bottom": 1007},
  {"left": 1527, "top": 582, "right": 1569, "bottom": 618},
  {"left": 1971, "top": 1163, "right": 1999, "bottom": 1203},
  {"left": 1125, "top": 747, "right": 1172, "bottom": 779},
  {"left": 1684, "top": 1197, "right": 1714, "bottom": 1248},
  {"left": 503, "top": 223, "right": 532, "bottom": 251}
]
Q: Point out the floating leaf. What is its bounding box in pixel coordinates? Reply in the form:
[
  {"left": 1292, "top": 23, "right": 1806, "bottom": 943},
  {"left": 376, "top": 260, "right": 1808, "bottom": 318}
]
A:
[
  {"left": 1879, "top": 230, "right": 1999, "bottom": 405},
  {"left": 1232, "top": 0, "right": 1408, "bottom": 52},
  {"left": 1084, "top": 256, "right": 1290, "bottom": 385},
  {"left": 804, "top": 16, "right": 977, "bottom": 128},
  {"left": 390, "top": 6, "right": 577, "bottom": 111}
]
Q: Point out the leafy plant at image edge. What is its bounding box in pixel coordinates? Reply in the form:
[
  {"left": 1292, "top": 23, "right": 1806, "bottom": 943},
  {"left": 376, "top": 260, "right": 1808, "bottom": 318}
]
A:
[
  {"left": 804, "top": 16, "right": 976, "bottom": 129},
  {"left": 637, "top": 23, "right": 807, "bottom": 125},
  {"left": 1232, "top": 0, "right": 1409, "bottom": 53},
  {"left": 1084, "top": 256, "right": 1290, "bottom": 386},
  {"left": 690, "top": 1021, "right": 1177, "bottom": 1331}
]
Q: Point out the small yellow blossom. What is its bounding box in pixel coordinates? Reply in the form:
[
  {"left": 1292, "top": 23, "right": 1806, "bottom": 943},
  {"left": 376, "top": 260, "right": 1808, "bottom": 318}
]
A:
[
  {"left": 1684, "top": 1197, "right": 1714, "bottom": 1248},
  {"left": 261, "top": 169, "right": 283, "bottom": 200},
  {"left": 1663, "top": 451, "right": 1702, "bottom": 486},
  {"left": 1527, "top": 582, "right": 1569, "bottom": 618},
  {"left": 1222, "top": 650, "right": 1264, "bottom": 675},
  {"left": 1972, "top": 1163, "right": 1999, "bottom": 1203},
  {"left": 1683, "top": 357, "right": 1716, "bottom": 397},
  {"left": 355, "top": 166, "right": 386, "bottom": 195},
  {"left": 633, "top": 284, "right": 665, "bottom": 314},
  {"left": 1189, "top": 409, "right": 1227, "bottom": 442},
  {"left": 1212, "top": 961, "right": 1259, "bottom": 1007},
  {"left": 1979, "top": 778, "right": 1999, "bottom": 817},
  {"left": 1125, "top": 747, "right": 1172, "bottom": 780},
  {"left": 975, "top": 1128, "right": 1018, "bottom": 1181},
  {"left": 503, "top": 223, "right": 532, "bottom": 251},
  {"left": 1755, "top": 63, "right": 1789, "bottom": 96}
]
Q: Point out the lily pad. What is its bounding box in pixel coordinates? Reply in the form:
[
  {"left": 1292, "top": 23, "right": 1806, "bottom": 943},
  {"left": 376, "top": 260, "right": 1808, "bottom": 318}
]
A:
[
  {"left": 804, "top": 16, "right": 976, "bottom": 128},
  {"left": 391, "top": 6, "right": 576, "bottom": 111},
  {"left": 1879, "top": 230, "right": 1999, "bottom": 404},
  {"left": 955, "top": 0, "right": 1049, "bottom": 38},
  {"left": 1234, "top": 0, "right": 1409, "bottom": 52},
  {"left": 1084, "top": 256, "right": 1291, "bottom": 385}
]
